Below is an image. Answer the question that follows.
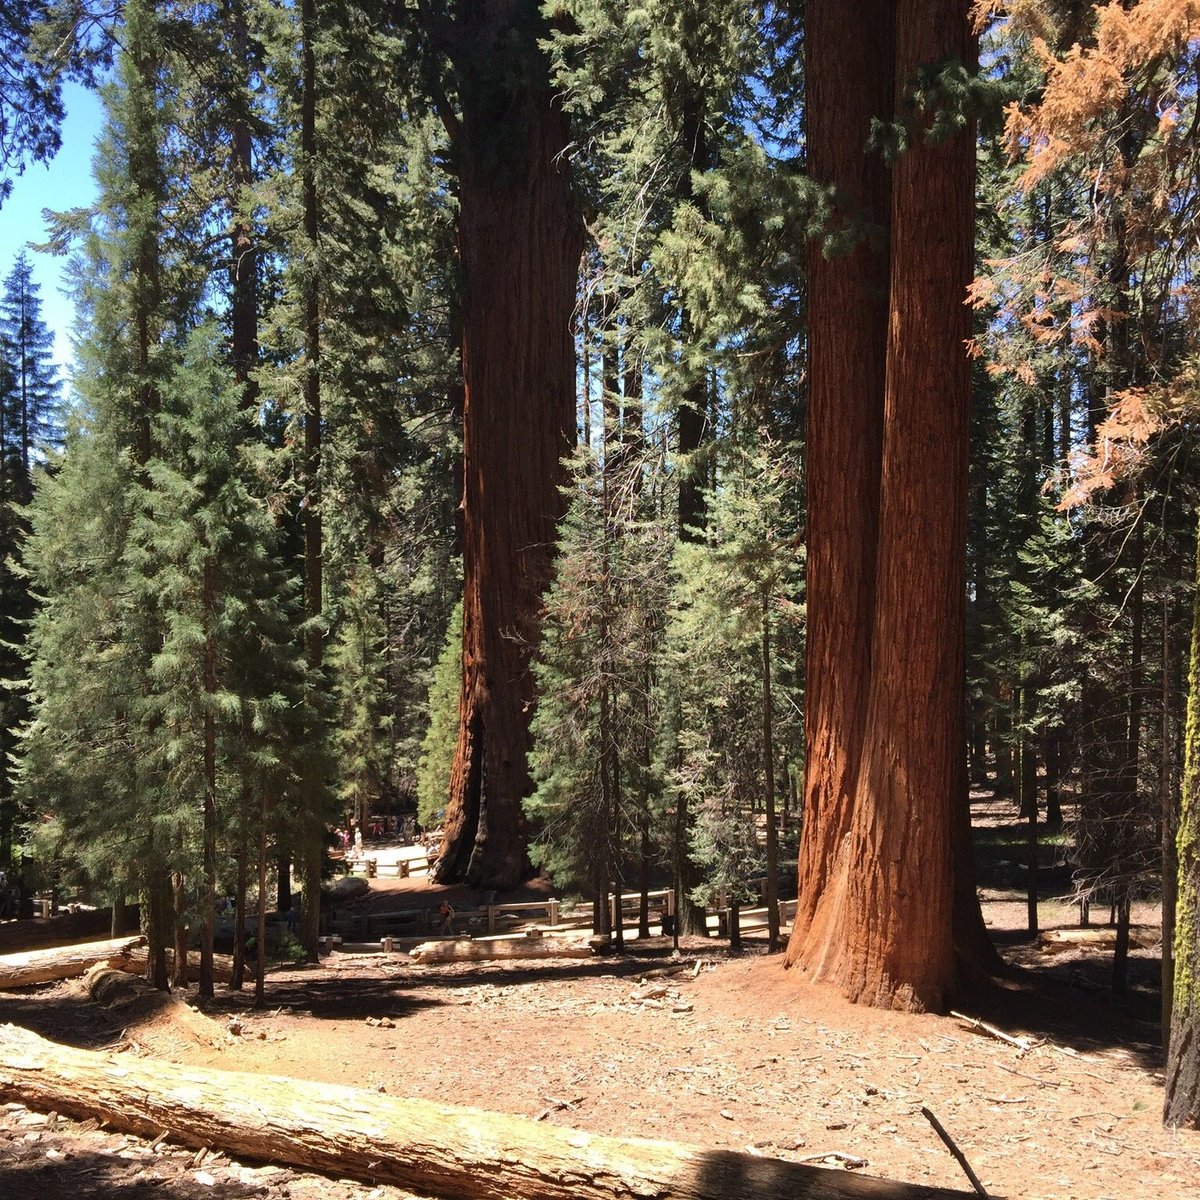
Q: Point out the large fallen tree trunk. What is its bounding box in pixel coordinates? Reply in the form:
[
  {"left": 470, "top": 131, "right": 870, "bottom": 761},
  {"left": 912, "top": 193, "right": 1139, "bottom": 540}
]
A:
[
  {"left": 409, "top": 934, "right": 593, "bottom": 964},
  {"left": 0, "top": 906, "right": 136, "bottom": 955},
  {"left": 1038, "top": 927, "right": 1158, "bottom": 955},
  {"left": 120, "top": 946, "right": 241, "bottom": 984},
  {"left": 83, "top": 967, "right": 227, "bottom": 1050},
  {"left": 0, "top": 936, "right": 146, "bottom": 989},
  {"left": 0, "top": 1024, "right": 976, "bottom": 1200}
]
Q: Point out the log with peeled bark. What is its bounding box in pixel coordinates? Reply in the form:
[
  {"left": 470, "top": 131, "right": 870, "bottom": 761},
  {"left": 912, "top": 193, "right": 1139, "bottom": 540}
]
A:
[
  {"left": 83, "top": 966, "right": 227, "bottom": 1049},
  {"left": 0, "top": 1024, "right": 978, "bottom": 1200},
  {"left": 1038, "top": 927, "right": 1157, "bottom": 955},
  {"left": 0, "top": 935, "right": 146, "bottom": 989},
  {"left": 409, "top": 934, "right": 593, "bottom": 964},
  {"left": 121, "top": 945, "right": 240, "bottom": 984}
]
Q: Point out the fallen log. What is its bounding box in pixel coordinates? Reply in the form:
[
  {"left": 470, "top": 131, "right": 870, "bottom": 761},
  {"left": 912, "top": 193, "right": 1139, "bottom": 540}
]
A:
[
  {"left": 0, "top": 935, "right": 146, "bottom": 989},
  {"left": 0, "top": 1024, "right": 977, "bottom": 1200},
  {"left": 83, "top": 966, "right": 227, "bottom": 1050},
  {"left": 0, "top": 907, "right": 135, "bottom": 955},
  {"left": 325, "top": 876, "right": 370, "bottom": 902},
  {"left": 1037, "top": 927, "right": 1158, "bottom": 955},
  {"left": 121, "top": 946, "right": 241, "bottom": 984},
  {"left": 410, "top": 935, "right": 594, "bottom": 964}
]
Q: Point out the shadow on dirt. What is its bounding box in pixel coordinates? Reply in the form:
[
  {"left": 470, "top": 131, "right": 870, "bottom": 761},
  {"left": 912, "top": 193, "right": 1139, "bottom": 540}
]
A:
[
  {"left": 0, "top": 984, "right": 127, "bottom": 1050},
  {"left": 0, "top": 1150, "right": 264, "bottom": 1200}
]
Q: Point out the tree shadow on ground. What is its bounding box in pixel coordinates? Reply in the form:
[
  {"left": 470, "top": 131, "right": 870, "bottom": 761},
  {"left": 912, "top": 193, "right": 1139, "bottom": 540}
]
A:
[
  {"left": 0, "top": 1153, "right": 266, "bottom": 1200},
  {"left": 685, "top": 1147, "right": 982, "bottom": 1199},
  {"left": 0, "top": 985, "right": 127, "bottom": 1050},
  {"left": 186, "top": 973, "right": 445, "bottom": 1023},
  {"left": 190, "top": 950, "right": 675, "bottom": 1022},
  {"left": 957, "top": 954, "right": 1163, "bottom": 1072}
]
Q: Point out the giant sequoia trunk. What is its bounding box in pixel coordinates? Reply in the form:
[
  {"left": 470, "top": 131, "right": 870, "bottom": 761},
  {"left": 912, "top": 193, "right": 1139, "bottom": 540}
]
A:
[
  {"left": 785, "top": 0, "right": 892, "bottom": 955},
  {"left": 435, "top": 3, "right": 583, "bottom": 890},
  {"left": 788, "top": 0, "right": 991, "bottom": 1010}
]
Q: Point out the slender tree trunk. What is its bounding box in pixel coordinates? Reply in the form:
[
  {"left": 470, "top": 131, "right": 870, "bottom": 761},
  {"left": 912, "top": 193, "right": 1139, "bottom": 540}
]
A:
[
  {"left": 1164, "top": 579, "right": 1179, "bottom": 1043},
  {"left": 170, "top": 878, "right": 188, "bottom": 988},
  {"left": 1112, "top": 886, "right": 1131, "bottom": 998},
  {"left": 127, "top": 0, "right": 169, "bottom": 987},
  {"left": 199, "top": 558, "right": 217, "bottom": 999},
  {"left": 993, "top": 698, "right": 1015, "bottom": 796},
  {"left": 276, "top": 855, "right": 292, "bottom": 915},
  {"left": 786, "top": 0, "right": 892, "bottom": 964},
  {"left": 580, "top": 300, "right": 591, "bottom": 448},
  {"left": 1165, "top": 512, "right": 1200, "bottom": 1125},
  {"left": 1113, "top": 504, "right": 1145, "bottom": 998},
  {"left": 598, "top": 679, "right": 617, "bottom": 940},
  {"left": 1022, "top": 687, "right": 1039, "bottom": 935},
  {"left": 298, "top": 0, "right": 325, "bottom": 963},
  {"left": 762, "top": 592, "right": 780, "bottom": 953},
  {"left": 436, "top": 4, "right": 583, "bottom": 890},
  {"left": 673, "top": 720, "right": 709, "bottom": 936},
  {"left": 254, "top": 795, "right": 269, "bottom": 1008},
  {"left": 1026, "top": 758, "right": 1039, "bottom": 936},
  {"left": 1045, "top": 731, "right": 1062, "bottom": 828},
  {"left": 675, "top": 96, "right": 711, "bottom": 541},
  {"left": 228, "top": 0, "right": 258, "bottom": 410},
  {"left": 231, "top": 845, "right": 247, "bottom": 991},
  {"left": 638, "top": 812, "right": 652, "bottom": 939}
]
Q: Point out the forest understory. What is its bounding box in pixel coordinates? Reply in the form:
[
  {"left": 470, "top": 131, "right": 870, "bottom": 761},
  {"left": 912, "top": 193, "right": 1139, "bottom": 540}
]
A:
[{"left": 0, "top": 795, "right": 1186, "bottom": 1200}]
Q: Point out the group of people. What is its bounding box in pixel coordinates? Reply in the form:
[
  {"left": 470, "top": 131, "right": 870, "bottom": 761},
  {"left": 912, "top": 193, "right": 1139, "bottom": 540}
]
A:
[{"left": 334, "top": 815, "right": 422, "bottom": 859}]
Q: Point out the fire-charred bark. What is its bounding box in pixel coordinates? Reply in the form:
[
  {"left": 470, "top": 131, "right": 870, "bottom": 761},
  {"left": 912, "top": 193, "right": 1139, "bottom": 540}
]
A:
[{"left": 434, "top": 2, "right": 583, "bottom": 890}]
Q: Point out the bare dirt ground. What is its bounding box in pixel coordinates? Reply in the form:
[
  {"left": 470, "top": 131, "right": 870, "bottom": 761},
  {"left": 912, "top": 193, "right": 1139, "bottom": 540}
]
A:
[{"left": 0, "top": 804, "right": 1193, "bottom": 1200}]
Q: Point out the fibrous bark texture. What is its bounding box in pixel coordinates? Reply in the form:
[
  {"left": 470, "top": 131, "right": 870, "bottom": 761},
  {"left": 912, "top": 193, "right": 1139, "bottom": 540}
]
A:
[
  {"left": 1165, "top": 512, "right": 1200, "bottom": 1126},
  {"left": 787, "top": 0, "right": 991, "bottom": 1011},
  {"left": 787, "top": 0, "right": 892, "bottom": 952},
  {"left": 0, "top": 1024, "right": 979, "bottom": 1199},
  {"left": 436, "top": 2, "right": 583, "bottom": 891}
]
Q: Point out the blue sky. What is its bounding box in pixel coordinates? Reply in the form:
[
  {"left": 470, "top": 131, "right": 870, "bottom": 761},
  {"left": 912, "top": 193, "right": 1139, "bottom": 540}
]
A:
[{"left": 0, "top": 81, "right": 104, "bottom": 383}]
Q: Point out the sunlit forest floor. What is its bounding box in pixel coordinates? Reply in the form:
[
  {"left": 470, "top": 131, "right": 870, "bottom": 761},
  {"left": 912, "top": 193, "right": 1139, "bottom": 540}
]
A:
[{"left": 0, "top": 794, "right": 1187, "bottom": 1200}]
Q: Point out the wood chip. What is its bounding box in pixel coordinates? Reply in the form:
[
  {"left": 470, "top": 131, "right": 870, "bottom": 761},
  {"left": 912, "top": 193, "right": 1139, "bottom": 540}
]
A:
[{"left": 796, "top": 1151, "right": 867, "bottom": 1169}]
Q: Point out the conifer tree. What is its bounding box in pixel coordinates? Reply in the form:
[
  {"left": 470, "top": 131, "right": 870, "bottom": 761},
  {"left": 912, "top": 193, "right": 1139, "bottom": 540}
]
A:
[
  {"left": 664, "top": 436, "right": 803, "bottom": 952},
  {"left": 788, "top": 0, "right": 995, "bottom": 1010},
  {"left": 0, "top": 249, "right": 60, "bottom": 869},
  {"left": 0, "top": 250, "right": 59, "bottom": 498},
  {"left": 25, "top": 0, "right": 202, "bottom": 987},
  {"left": 526, "top": 446, "right": 673, "bottom": 934},
  {"left": 416, "top": 600, "right": 463, "bottom": 833},
  {"left": 331, "top": 563, "right": 393, "bottom": 837},
  {"left": 133, "top": 328, "right": 311, "bottom": 997}
]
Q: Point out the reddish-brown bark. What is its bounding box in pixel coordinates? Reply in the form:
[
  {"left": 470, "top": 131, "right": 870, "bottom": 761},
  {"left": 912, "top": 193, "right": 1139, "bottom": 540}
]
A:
[
  {"left": 435, "top": 4, "right": 583, "bottom": 890},
  {"left": 785, "top": 0, "right": 893, "bottom": 960},
  {"left": 789, "top": 0, "right": 991, "bottom": 1010}
]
